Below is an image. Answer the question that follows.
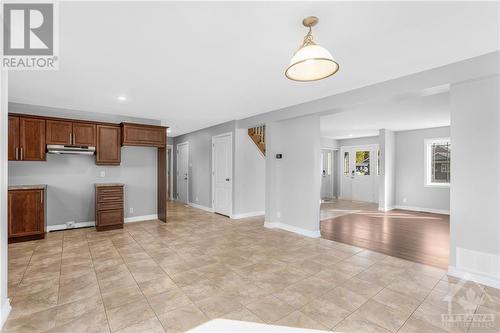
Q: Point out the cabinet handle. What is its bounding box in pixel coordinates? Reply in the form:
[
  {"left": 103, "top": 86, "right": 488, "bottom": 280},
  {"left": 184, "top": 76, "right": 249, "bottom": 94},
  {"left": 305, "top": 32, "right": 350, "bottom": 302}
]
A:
[
  {"left": 15, "top": 147, "right": 19, "bottom": 160},
  {"left": 69, "top": 133, "right": 72, "bottom": 144},
  {"left": 20, "top": 147, "right": 23, "bottom": 160}
]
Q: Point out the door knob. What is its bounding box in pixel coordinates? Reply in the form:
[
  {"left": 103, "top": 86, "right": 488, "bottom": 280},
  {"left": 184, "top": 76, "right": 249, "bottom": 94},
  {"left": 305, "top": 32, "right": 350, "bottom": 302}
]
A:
[{"left": 226, "top": 178, "right": 230, "bottom": 181}]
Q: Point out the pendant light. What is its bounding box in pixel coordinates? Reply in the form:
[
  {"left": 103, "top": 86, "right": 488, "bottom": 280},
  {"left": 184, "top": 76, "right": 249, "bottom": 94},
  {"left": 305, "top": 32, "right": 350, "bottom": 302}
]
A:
[{"left": 285, "top": 16, "right": 339, "bottom": 82}]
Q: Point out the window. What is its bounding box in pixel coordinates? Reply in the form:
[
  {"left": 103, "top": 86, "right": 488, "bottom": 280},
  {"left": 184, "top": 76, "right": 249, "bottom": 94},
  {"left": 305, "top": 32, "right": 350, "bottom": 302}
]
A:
[
  {"left": 343, "top": 152, "right": 349, "bottom": 176},
  {"left": 326, "top": 152, "right": 332, "bottom": 176},
  {"left": 425, "top": 138, "right": 451, "bottom": 187},
  {"left": 355, "top": 151, "right": 370, "bottom": 176}
]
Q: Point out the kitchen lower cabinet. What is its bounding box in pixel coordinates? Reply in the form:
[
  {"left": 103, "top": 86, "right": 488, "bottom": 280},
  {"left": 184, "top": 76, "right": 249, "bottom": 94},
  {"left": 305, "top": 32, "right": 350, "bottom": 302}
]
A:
[
  {"left": 95, "top": 184, "right": 124, "bottom": 231},
  {"left": 8, "top": 187, "right": 46, "bottom": 243}
]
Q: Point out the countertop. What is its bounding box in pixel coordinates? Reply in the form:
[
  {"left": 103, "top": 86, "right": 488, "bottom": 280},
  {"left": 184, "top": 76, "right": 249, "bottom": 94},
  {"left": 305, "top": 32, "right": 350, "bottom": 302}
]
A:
[
  {"left": 94, "top": 183, "right": 125, "bottom": 187},
  {"left": 8, "top": 184, "right": 47, "bottom": 190}
]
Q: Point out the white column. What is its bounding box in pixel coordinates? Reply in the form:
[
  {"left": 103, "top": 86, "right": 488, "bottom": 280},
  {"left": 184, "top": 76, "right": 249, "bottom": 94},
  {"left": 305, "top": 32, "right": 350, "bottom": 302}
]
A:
[
  {"left": 448, "top": 75, "right": 500, "bottom": 288},
  {"left": 378, "top": 129, "right": 396, "bottom": 211},
  {"left": 265, "top": 115, "right": 321, "bottom": 237},
  {"left": 0, "top": 69, "right": 11, "bottom": 328}
]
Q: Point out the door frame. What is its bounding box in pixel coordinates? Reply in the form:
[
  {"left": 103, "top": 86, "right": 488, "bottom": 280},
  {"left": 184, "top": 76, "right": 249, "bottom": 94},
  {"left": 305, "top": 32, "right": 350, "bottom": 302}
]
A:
[
  {"left": 176, "top": 142, "right": 189, "bottom": 203},
  {"left": 339, "top": 144, "right": 379, "bottom": 201},
  {"left": 320, "top": 148, "right": 337, "bottom": 201},
  {"left": 167, "top": 145, "right": 173, "bottom": 200},
  {"left": 211, "top": 132, "right": 233, "bottom": 216}
]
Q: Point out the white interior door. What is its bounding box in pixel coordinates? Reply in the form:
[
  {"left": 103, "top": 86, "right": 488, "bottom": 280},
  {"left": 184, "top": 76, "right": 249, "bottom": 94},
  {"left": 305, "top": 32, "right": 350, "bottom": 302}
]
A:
[
  {"left": 321, "top": 150, "right": 334, "bottom": 200},
  {"left": 341, "top": 145, "right": 379, "bottom": 203},
  {"left": 176, "top": 143, "right": 189, "bottom": 204},
  {"left": 212, "top": 133, "right": 232, "bottom": 216}
]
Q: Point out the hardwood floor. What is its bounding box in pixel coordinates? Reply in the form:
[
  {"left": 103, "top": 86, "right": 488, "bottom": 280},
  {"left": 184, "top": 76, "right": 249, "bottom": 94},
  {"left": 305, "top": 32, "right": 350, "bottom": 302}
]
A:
[{"left": 320, "top": 202, "right": 449, "bottom": 269}]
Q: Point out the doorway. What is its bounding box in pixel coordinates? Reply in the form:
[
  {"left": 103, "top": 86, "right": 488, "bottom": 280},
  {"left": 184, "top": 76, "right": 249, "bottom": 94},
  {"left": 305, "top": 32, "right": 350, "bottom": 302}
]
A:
[
  {"left": 340, "top": 144, "right": 379, "bottom": 203},
  {"left": 167, "top": 145, "right": 173, "bottom": 200},
  {"left": 212, "top": 132, "right": 233, "bottom": 216},
  {"left": 320, "top": 149, "right": 336, "bottom": 201},
  {"left": 176, "top": 142, "right": 189, "bottom": 204}
]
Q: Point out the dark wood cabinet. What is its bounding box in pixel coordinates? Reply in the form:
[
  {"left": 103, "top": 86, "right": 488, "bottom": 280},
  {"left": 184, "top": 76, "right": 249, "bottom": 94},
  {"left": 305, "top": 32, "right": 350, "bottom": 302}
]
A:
[
  {"left": 95, "top": 184, "right": 124, "bottom": 231},
  {"left": 121, "top": 123, "right": 167, "bottom": 147},
  {"left": 8, "top": 188, "right": 45, "bottom": 242},
  {"left": 8, "top": 116, "right": 19, "bottom": 161},
  {"left": 96, "top": 125, "right": 121, "bottom": 165},
  {"left": 73, "top": 122, "right": 96, "bottom": 146},
  {"left": 46, "top": 120, "right": 72, "bottom": 145},
  {"left": 9, "top": 116, "right": 46, "bottom": 161},
  {"left": 46, "top": 120, "right": 96, "bottom": 146}
]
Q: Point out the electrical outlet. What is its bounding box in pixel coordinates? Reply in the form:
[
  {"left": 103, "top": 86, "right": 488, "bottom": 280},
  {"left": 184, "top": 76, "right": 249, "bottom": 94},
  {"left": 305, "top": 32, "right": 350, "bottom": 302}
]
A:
[
  {"left": 402, "top": 197, "right": 407, "bottom": 203},
  {"left": 100, "top": 171, "right": 105, "bottom": 177},
  {"left": 129, "top": 207, "right": 134, "bottom": 214},
  {"left": 66, "top": 221, "right": 75, "bottom": 229}
]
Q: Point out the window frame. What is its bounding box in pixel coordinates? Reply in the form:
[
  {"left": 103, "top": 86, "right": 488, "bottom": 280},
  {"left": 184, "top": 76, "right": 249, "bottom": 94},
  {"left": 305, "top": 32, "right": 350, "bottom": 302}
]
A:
[{"left": 424, "top": 137, "right": 451, "bottom": 188}]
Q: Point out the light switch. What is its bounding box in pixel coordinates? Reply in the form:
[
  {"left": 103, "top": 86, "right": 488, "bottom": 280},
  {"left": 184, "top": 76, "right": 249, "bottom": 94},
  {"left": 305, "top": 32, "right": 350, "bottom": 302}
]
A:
[{"left": 100, "top": 171, "right": 105, "bottom": 177}]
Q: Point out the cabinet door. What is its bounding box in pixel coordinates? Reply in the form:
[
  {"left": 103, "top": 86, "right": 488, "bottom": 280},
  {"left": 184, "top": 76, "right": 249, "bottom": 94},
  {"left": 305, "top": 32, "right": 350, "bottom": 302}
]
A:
[
  {"left": 8, "top": 116, "right": 19, "bottom": 161},
  {"left": 121, "top": 123, "right": 167, "bottom": 147},
  {"left": 8, "top": 190, "right": 44, "bottom": 238},
  {"left": 46, "top": 120, "right": 72, "bottom": 145},
  {"left": 73, "top": 122, "right": 96, "bottom": 146},
  {"left": 19, "top": 118, "right": 46, "bottom": 161},
  {"left": 97, "top": 209, "right": 123, "bottom": 227},
  {"left": 96, "top": 125, "right": 121, "bottom": 165}
]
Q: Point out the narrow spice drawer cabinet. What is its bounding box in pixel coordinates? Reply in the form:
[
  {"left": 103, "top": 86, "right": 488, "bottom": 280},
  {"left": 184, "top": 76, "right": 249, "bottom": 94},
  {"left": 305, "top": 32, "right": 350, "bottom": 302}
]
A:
[{"left": 95, "top": 184, "right": 124, "bottom": 231}]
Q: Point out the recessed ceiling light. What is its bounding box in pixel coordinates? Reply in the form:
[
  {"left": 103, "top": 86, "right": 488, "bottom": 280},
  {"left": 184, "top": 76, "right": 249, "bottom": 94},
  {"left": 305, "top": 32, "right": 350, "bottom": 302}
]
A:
[{"left": 117, "top": 95, "right": 127, "bottom": 101}]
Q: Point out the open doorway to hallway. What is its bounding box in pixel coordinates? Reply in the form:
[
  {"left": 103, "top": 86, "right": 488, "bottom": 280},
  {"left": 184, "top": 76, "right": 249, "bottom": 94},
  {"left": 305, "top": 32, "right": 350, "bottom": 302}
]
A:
[{"left": 318, "top": 90, "right": 451, "bottom": 269}]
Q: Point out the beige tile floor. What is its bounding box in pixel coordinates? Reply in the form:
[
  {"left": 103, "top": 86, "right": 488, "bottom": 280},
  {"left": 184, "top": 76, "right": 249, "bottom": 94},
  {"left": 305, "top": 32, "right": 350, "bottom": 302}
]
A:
[{"left": 3, "top": 202, "right": 500, "bottom": 333}]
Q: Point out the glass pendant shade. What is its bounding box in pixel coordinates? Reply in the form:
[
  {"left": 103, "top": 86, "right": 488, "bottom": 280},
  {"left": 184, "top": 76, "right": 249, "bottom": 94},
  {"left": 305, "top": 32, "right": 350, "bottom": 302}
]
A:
[
  {"left": 285, "top": 16, "right": 339, "bottom": 82},
  {"left": 285, "top": 44, "right": 339, "bottom": 81}
]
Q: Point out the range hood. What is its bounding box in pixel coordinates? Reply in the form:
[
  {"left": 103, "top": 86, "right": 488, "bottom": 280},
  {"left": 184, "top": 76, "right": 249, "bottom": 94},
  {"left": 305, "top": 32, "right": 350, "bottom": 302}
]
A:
[{"left": 47, "top": 145, "right": 96, "bottom": 155}]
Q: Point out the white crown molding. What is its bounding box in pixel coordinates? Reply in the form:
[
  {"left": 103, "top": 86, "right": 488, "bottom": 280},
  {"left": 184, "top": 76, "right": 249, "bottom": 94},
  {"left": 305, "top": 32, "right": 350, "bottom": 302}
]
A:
[{"left": 264, "top": 221, "right": 321, "bottom": 238}]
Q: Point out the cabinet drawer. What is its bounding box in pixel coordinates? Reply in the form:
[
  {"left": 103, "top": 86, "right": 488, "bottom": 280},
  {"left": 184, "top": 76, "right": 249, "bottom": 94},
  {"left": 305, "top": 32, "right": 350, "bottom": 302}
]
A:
[
  {"left": 97, "top": 201, "right": 123, "bottom": 211},
  {"left": 97, "top": 193, "right": 123, "bottom": 203},
  {"left": 97, "top": 209, "right": 123, "bottom": 227}
]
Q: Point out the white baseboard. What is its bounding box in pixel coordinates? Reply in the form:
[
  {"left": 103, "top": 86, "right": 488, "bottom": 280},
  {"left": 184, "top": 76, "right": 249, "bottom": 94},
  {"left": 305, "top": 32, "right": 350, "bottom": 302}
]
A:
[
  {"left": 378, "top": 205, "right": 395, "bottom": 212},
  {"left": 124, "top": 214, "right": 158, "bottom": 223},
  {"left": 264, "top": 221, "right": 321, "bottom": 238},
  {"left": 448, "top": 266, "right": 500, "bottom": 290},
  {"left": 47, "top": 221, "right": 95, "bottom": 232},
  {"left": 188, "top": 202, "right": 214, "bottom": 213},
  {"left": 231, "top": 211, "right": 265, "bottom": 219},
  {"left": 47, "top": 214, "right": 159, "bottom": 231},
  {"left": 0, "top": 298, "right": 11, "bottom": 330},
  {"left": 394, "top": 205, "right": 450, "bottom": 215}
]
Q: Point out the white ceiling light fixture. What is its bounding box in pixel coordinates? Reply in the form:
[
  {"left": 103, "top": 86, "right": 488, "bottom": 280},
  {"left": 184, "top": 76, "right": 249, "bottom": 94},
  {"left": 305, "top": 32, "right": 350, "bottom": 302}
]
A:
[{"left": 285, "top": 16, "right": 339, "bottom": 82}]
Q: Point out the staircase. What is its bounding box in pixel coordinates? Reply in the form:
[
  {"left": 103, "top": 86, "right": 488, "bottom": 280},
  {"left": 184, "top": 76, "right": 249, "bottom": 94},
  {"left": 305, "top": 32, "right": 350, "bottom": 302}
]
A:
[{"left": 248, "top": 125, "right": 266, "bottom": 156}]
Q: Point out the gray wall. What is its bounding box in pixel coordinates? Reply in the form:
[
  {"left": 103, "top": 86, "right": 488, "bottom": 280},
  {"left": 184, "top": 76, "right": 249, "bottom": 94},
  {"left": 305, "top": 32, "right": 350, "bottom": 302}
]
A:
[
  {"left": 449, "top": 75, "right": 499, "bottom": 280},
  {"left": 395, "top": 126, "right": 450, "bottom": 212},
  {"left": 9, "top": 147, "right": 158, "bottom": 227},
  {"left": 172, "top": 121, "right": 235, "bottom": 208}
]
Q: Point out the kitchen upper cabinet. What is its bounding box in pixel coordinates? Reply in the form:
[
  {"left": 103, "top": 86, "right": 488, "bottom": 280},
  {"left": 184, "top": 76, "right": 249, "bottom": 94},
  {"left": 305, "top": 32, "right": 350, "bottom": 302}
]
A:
[
  {"left": 73, "top": 122, "right": 96, "bottom": 146},
  {"left": 46, "top": 120, "right": 72, "bottom": 145},
  {"left": 9, "top": 117, "right": 46, "bottom": 161},
  {"left": 96, "top": 125, "right": 121, "bottom": 165},
  {"left": 8, "top": 116, "right": 19, "bottom": 161},
  {"left": 121, "top": 123, "right": 167, "bottom": 147},
  {"left": 8, "top": 188, "right": 45, "bottom": 242}
]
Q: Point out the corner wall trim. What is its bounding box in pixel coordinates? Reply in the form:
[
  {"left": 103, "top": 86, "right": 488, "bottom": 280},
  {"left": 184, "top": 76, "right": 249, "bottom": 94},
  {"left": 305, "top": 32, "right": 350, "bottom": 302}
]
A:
[
  {"left": 46, "top": 214, "right": 160, "bottom": 232},
  {"left": 394, "top": 205, "right": 450, "bottom": 215},
  {"left": 231, "top": 211, "right": 265, "bottom": 219},
  {"left": 264, "top": 221, "right": 321, "bottom": 238},
  {"left": 448, "top": 266, "right": 500, "bottom": 290},
  {"left": 0, "top": 298, "right": 11, "bottom": 329},
  {"left": 188, "top": 202, "right": 214, "bottom": 213}
]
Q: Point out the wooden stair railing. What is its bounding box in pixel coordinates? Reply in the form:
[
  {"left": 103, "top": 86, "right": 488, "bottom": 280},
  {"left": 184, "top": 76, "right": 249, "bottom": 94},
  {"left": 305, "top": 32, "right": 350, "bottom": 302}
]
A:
[{"left": 248, "top": 125, "right": 266, "bottom": 155}]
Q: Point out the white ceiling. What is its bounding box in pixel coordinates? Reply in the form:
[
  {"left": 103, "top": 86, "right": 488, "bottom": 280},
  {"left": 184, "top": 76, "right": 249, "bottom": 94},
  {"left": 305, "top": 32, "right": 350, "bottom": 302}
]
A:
[
  {"left": 8, "top": 1, "right": 499, "bottom": 136},
  {"left": 320, "top": 92, "right": 450, "bottom": 139}
]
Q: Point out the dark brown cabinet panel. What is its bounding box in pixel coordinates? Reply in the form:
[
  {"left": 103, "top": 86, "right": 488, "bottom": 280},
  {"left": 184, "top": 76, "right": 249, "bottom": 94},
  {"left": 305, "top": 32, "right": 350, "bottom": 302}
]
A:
[
  {"left": 73, "top": 122, "right": 96, "bottom": 146},
  {"left": 96, "top": 125, "right": 121, "bottom": 165},
  {"left": 121, "top": 123, "right": 167, "bottom": 147},
  {"left": 95, "top": 185, "right": 124, "bottom": 231},
  {"left": 19, "top": 118, "right": 46, "bottom": 161},
  {"left": 8, "top": 189, "right": 45, "bottom": 242},
  {"left": 8, "top": 116, "right": 19, "bottom": 161},
  {"left": 46, "top": 120, "right": 72, "bottom": 145}
]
